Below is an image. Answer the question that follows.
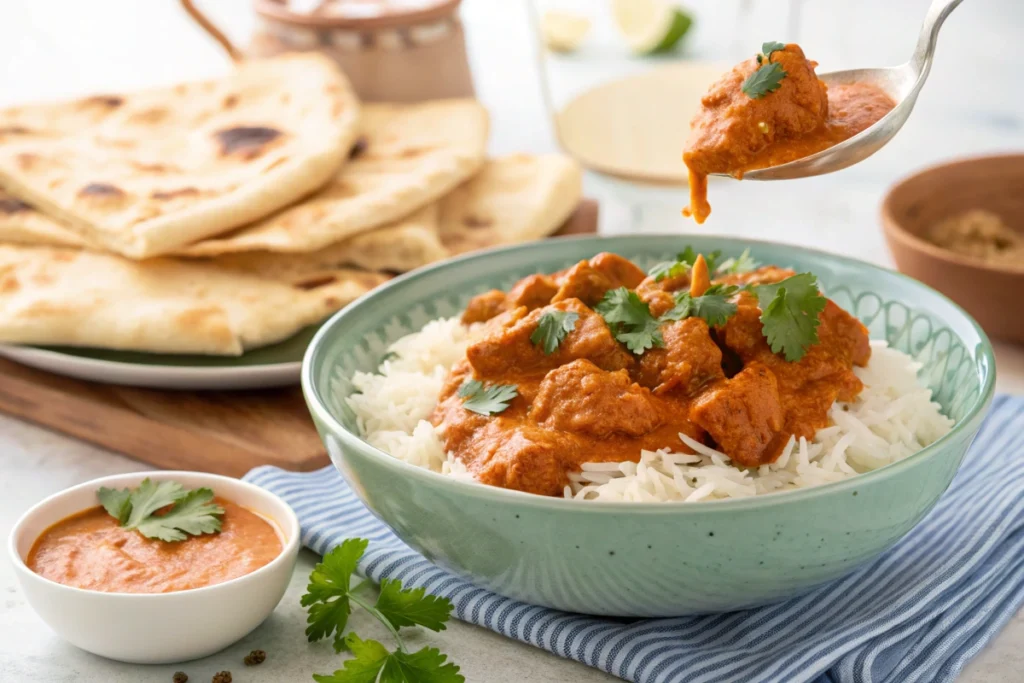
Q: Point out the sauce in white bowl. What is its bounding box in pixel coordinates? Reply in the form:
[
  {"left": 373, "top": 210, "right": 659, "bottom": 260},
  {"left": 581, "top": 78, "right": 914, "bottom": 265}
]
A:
[{"left": 7, "top": 471, "right": 300, "bottom": 664}]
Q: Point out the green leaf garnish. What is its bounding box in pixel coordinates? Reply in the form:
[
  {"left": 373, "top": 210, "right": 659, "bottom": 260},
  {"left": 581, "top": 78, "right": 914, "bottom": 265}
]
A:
[
  {"left": 716, "top": 248, "right": 759, "bottom": 275},
  {"left": 96, "top": 479, "right": 223, "bottom": 542},
  {"left": 459, "top": 380, "right": 518, "bottom": 416},
  {"left": 456, "top": 379, "right": 482, "bottom": 399},
  {"left": 648, "top": 260, "right": 689, "bottom": 282},
  {"left": 661, "top": 284, "right": 741, "bottom": 328},
  {"left": 302, "top": 538, "right": 368, "bottom": 652},
  {"left": 313, "top": 635, "right": 462, "bottom": 683},
  {"left": 97, "top": 486, "right": 132, "bottom": 525},
  {"left": 375, "top": 579, "right": 453, "bottom": 632},
  {"left": 742, "top": 61, "right": 787, "bottom": 99},
  {"left": 595, "top": 287, "right": 664, "bottom": 355},
  {"left": 304, "top": 541, "right": 463, "bottom": 683},
  {"left": 761, "top": 41, "right": 786, "bottom": 60},
  {"left": 678, "top": 247, "right": 723, "bottom": 274},
  {"left": 530, "top": 310, "right": 579, "bottom": 355},
  {"left": 752, "top": 273, "right": 828, "bottom": 361}
]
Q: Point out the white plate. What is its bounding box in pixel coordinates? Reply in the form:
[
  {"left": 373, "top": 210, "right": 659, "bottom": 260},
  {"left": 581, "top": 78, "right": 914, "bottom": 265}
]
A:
[{"left": 0, "top": 325, "right": 315, "bottom": 390}]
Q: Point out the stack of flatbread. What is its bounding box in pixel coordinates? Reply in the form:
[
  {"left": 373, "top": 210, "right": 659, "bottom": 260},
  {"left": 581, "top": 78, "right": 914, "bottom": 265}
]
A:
[{"left": 0, "top": 53, "right": 583, "bottom": 356}]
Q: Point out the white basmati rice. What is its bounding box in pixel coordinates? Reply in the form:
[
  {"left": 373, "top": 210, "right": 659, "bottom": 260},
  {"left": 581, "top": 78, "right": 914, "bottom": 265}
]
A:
[{"left": 345, "top": 319, "right": 954, "bottom": 503}]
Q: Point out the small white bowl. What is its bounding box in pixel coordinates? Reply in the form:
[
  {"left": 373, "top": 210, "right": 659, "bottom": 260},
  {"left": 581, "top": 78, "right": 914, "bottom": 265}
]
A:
[{"left": 7, "top": 471, "right": 301, "bottom": 664}]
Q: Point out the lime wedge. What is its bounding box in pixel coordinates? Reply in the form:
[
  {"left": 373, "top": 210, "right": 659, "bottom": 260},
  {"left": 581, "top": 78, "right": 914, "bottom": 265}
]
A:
[
  {"left": 612, "top": 0, "right": 693, "bottom": 55},
  {"left": 541, "top": 10, "right": 592, "bottom": 53}
]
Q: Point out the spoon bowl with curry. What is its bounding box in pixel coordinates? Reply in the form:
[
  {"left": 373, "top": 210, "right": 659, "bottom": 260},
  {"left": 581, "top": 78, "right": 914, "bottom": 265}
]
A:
[{"left": 682, "top": 0, "right": 965, "bottom": 223}]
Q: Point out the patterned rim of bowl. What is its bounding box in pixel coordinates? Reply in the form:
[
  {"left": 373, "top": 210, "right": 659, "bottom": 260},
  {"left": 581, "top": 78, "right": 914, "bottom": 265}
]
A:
[{"left": 302, "top": 234, "right": 997, "bottom": 513}]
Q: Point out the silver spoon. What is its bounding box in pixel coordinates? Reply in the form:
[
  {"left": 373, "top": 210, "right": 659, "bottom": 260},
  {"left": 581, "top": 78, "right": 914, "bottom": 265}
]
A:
[{"left": 716, "top": 0, "right": 965, "bottom": 181}]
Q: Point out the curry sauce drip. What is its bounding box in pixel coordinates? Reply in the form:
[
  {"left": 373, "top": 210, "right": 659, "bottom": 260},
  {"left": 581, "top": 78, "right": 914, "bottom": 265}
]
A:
[
  {"left": 432, "top": 253, "right": 871, "bottom": 497},
  {"left": 682, "top": 44, "right": 895, "bottom": 224}
]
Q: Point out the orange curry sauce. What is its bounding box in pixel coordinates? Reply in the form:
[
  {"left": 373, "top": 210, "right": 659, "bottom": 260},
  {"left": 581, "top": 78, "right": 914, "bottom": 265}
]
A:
[
  {"left": 432, "top": 253, "right": 870, "bottom": 497},
  {"left": 682, "top": 44, "right": 896, "bottom": 223},
  {"left": 27, "top": 498, "right": 282, "bottom": 593}
]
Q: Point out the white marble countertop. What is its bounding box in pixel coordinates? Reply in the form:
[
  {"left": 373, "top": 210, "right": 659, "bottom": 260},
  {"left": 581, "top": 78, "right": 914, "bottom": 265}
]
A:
[{"left": 1, "top": 0, "right": 1022, "bottom": 681}]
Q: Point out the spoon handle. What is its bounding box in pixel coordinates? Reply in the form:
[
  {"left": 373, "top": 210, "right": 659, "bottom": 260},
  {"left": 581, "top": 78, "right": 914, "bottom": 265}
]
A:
[{"left": 911, "top": 0, "right": 965, "bottom": 78}]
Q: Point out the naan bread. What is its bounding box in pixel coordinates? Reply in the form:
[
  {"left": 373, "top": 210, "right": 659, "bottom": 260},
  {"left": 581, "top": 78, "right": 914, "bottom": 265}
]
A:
[
  {"left": 0, "top": 190, "right": 85, "bottom": 247},
  {"left": 0, "top": 53, "right": 360, "bottom": 259},
  {"left": 194, "top": 154, "right": 582, "bottom": 275},
  {"left": 176, "top": 98, "right": 488, "bottom": 256},
  {"left": 204, "top": 205, "right": 447, "bottom": 276},
  {"left": 439, "top": 154, "right": 582, "bottom": 254},
  {"left": 0, "top": 245, "right": 387, "bottom": 355}
]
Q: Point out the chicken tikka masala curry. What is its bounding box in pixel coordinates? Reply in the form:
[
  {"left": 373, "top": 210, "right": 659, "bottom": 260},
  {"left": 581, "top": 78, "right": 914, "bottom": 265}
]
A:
[
  {"left": 431, "top": 250, "right": 870, "bottom": 497},
  {"left": 682, "top": 42, "right": 895, "bottom": 223}
]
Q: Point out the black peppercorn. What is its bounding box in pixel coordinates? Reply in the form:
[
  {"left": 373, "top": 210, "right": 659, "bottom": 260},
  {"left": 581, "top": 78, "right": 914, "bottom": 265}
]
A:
[
  {"left": 211, "top": 672, "right": 232, "bottom": 683},
  {"left": 244, "top": 649, "right": 267, "bottom": 666},
  {"left": 172, "top": 673, "right": 188, "bottom": 683}
]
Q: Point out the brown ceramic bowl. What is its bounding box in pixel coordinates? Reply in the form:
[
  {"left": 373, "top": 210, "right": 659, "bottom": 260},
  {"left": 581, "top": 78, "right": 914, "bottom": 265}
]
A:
[{"left": 882, "top": 153, "right": 1024, "bottom": 344}]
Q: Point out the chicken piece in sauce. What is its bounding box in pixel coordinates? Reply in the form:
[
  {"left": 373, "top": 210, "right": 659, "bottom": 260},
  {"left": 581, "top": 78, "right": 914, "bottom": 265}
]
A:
[
  {"left": 434, "top": 253, "right": 871, "bottom": 496},
  {"left": 682, "top": 44, "right": 895, "bottom": 224}
]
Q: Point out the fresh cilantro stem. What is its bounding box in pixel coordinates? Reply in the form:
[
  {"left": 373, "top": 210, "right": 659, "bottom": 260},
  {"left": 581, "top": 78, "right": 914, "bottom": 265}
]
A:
[{"left": 349, "top": 592, "right": 407, "bottom": 654}]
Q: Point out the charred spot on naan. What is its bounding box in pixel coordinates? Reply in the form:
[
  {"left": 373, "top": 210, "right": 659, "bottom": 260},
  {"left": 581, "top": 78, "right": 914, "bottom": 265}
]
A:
[
  {"left": 349, "top": 136, "right": 368, "bottom": 159},
  {"left": 0, "top": 126, "right": 31, "bottom": 137},
  {"left": 222, "top": 94, "right": 240, "bottom": 110},
  {"left": 78, "top": 183, "right": 126, "bottom": 200},
  {"left": 151, "top": 187, "right": 200, "bottom": 201},
  {"left": 462, "top": 215, "right": 493, "bottom": 229},
  {"left": 0, "top": 275, "right": 19, "bottom": 293},
  {"left": 82, "top": 95, "right": 124, "bottom": 109},
  {"left": 293, "top": 274, "right": 339, "bottom": 291},
  {"left": 214, "top": 126, "right": 285, "bottom": 160},
  {"left": 0, "top": 197, "right": 31, "bottom": 214}
]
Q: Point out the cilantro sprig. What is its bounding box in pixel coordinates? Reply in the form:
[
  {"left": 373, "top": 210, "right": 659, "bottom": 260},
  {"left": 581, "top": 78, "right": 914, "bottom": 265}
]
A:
[
  {"left": 662, "top": 284, "right": 741, "bottom": 327},
  {"left": 595, "top": 287, "right": 664, "bottom": 354},
  {"left": 753, "top": 273, "right": 827, "bottom": 361},
  {"left": 647, "top": 247, "right": 723, "bottom": 283},
  {"left": 716, "top": 248, "right": 759, "bottom": 275},
  {"left": 96, "top": 479, "right": 223, "bottom": 542},
  {"left": 304, "top": 539, "right": 463, "bottom": 683},
  {"left": 458, "top": 378, "right": 518, "bottom": 415},
  {"left": 530, "top": 310, "right": 579, "bottom": 355},
  {"left": 743, "top": 41, "right": 788, "bottom": 98}
]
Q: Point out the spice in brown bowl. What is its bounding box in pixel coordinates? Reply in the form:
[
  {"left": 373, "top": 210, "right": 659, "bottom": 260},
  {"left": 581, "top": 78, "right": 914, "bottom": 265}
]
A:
[{"left": 881, "top": 153, "right": 1024, "bottom": 344}]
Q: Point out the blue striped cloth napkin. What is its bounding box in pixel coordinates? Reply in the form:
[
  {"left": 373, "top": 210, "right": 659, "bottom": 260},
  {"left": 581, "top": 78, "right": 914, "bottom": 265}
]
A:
[{"left": 244, "top": 395, "right": 1024, "bottom": 683}]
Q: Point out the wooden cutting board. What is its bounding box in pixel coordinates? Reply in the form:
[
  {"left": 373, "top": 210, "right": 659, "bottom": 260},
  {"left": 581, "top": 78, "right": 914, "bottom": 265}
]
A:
[{"left": 0, "top": 200, "right": 599, "bottom": 477}]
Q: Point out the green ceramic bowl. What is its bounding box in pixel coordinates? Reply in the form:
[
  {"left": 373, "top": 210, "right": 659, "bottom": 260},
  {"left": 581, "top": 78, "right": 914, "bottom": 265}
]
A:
[{"left": 302, "top": 235, "right": 996, "bottom": 617}]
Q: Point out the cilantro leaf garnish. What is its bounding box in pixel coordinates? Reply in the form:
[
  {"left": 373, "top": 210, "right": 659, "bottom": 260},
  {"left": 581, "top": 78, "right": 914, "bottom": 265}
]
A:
[
  {"left": 716, "top": 248, "right": 759, "bottom": 275},
  {"left": 596, "top": 287, "right": 664, "bottom": 355},
  {"left": 753, "top": 273, "right": 827, "bottom": 361},
  {"left": 96, "top": 479, "right": 223, "bottom": 542},
  {"left": 375, "top": 579, "right": 453, "bottom": 631},
  {"left": 742, "top": 61, "right": 787, "bottom": 99},
  {"left": 137, "top": 488, "right": 224, "bottom": 542},
  {"left": 761, "top": 41, "right": 785, "bottom": 59},
  {"left": 678, "top": 247, "right": 723, "bottom": 274},
  {"left": 616, "top": 318, "right": 665, "bottom": 355},
  {"left": 661, "top": 284, "right": 741, "bottom": 327},
  {"left": 595, "top": 287, "right": 650, "bottom": 326},
  {"left": 97, "top": 486, "right": 131, "bottom": 525},
  {"left": 530, "top": 310, "right": 579, "bottom": 355},
  {"left": 302, "top": 538, "right": 368, "bottom": 652},
  {"left": 456, "top": 379, "right": 481, "bottom": 398},
  {"left": 304, "top": 540, "right": 463, "bottom": 683},
  {"left": 648, "top": 260, "right": 689, "bottom": 282},
  {"left": 459, "top": 379, "right": 518, "bottom": 415},
  {"left": 313, "top": 635, "right": 462, "bottom": 683}
]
